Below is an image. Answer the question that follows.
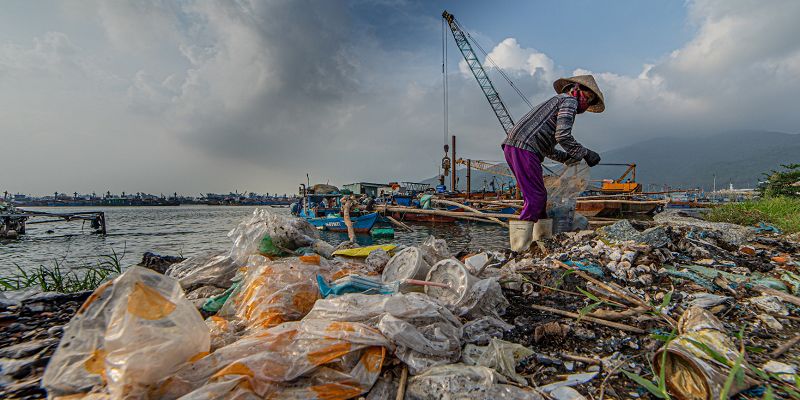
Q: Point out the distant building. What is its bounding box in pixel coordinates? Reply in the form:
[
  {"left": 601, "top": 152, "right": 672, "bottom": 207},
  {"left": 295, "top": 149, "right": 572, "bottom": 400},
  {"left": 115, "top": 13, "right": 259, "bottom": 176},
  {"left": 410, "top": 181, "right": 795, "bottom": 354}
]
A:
[{"left": 342, "top": 182, "right": 384, "bottom": 197}]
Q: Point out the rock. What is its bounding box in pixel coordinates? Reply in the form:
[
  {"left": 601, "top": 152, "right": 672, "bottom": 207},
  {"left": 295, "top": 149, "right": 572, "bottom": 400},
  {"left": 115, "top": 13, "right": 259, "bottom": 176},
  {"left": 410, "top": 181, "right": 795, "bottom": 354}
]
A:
[
  {"left": 47, "top": 325, "right": 63, "bottom": 337},
  {"left": 749, "top": 295, "right": 788, "bottom": 316},
  {"left": 550, "top": 386, "right": 587, "bottom": 400},
  {"left": 139, "top": 251, "right": 186, "bottom": 274},
  {"left": 762, "top": 361, "right": 797, "bottom": 384},
  {"left": 0, "top": 338, "right": 58, "bottom": 359},
  {"left": 756, "top": 314, "right": 784, "bottom": 331}
]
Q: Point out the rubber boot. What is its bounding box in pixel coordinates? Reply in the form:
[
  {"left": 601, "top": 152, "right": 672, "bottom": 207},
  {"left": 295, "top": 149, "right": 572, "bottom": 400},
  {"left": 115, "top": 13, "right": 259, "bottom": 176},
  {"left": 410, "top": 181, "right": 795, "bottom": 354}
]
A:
[
  {"left": 509, "top": 219, "right": 535, "bottom": 252},
  {"left": 532, "top": 219, "right": 553, "bottom": 241}
]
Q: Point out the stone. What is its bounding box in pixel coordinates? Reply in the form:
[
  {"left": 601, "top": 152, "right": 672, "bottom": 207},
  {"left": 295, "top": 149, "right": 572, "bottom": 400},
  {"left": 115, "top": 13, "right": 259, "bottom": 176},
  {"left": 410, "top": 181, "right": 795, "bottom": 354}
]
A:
[
  {"left": 0, "top": 338, "right": 58, "bottom": 359},
  {"left": 749, "top": 295, "right": 788, "bottom": 316},
  {"left": 756, "top": 314, "right": 783, "bottom": 331}
]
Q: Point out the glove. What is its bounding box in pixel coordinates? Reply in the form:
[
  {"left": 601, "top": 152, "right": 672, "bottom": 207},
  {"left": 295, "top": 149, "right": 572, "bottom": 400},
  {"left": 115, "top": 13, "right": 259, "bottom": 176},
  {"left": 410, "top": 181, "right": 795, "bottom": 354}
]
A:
[{"left": 584, "top": 150, "right": 601, "bottom": 167}]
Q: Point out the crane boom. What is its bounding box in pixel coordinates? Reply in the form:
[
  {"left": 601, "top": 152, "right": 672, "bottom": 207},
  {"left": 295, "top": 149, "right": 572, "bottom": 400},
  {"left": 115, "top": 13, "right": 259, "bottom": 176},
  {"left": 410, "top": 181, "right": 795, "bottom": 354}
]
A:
[
  {"left": 442, "top": 10, "right": 515, "bottom": 134},
  {"left": 456, "top": 158, "right": 514, "bottom": 179}
]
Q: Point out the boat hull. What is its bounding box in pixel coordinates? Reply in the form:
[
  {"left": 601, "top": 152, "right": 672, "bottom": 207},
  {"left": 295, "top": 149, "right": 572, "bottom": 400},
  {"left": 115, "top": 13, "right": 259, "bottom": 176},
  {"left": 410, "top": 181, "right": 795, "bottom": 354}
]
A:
[
  {"left": 576, "top": 199, "right": 665, "bottom": 217},
  {"left": 308, "top": 213, "right": 378, "bottom": 233}
]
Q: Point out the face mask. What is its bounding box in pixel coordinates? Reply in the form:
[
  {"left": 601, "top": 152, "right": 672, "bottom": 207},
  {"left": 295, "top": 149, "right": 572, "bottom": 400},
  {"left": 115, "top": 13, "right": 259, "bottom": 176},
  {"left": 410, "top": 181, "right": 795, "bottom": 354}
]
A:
[{"left": 569, "top": 85, "right": 591, "bottom": 113}]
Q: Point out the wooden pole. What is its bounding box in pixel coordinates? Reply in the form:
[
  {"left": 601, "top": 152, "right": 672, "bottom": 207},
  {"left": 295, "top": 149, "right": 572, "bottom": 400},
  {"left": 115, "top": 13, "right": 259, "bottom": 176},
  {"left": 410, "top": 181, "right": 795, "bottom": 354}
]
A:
[
  {"left": 385, "top": 215, "right": 413, "bottom": 232},
  {"left": 529, "top": 304, "right": 645, "bottom": 333},
  {"left": 466, "top": 159, "right": 471, "bottom": 199},
  {"left": 450, "top": 135, "right": 456, "bottom": 192},
  {"left": 431, "top": 198, "right": 507, "bottom": 227},
  {"left": 341, "top": 196, "right": 356, "bottom": 242},
  {"left": 385, "top": 206, "right": 518, "bottom": 220}
]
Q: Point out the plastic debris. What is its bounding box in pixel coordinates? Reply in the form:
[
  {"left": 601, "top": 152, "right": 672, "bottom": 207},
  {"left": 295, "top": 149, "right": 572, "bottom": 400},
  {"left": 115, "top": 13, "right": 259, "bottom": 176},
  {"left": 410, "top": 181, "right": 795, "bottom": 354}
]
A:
[
  {"left": 303, "top": 293, "right": 463, "bottom": 374},
  {"left": 462, "top": 338, "right": 534, "bottom": 385},
  {"left": 419, "top": 235, "right": 451, "bottom": 265},
  {"left": 382, "top": 247, "right": 432, "bottom": 288},
  {"left": 42, "top": 267, "right": 210, "bottom": 399},
  {"left": 462, "top": 316, "right": 514, "bottom": 345},
  {"left": 216, "top": 255, "right": 324, "bottom": 331},
  {"left": 365, "top": 248, "right": 391, "bottom": 273},
  {"left": 166, "top": 251, "right": 241, "bottom": 292},
  {"left": 159, "top": 319, "right": 389, "bottom": 399},
  {"left": 201, "top": 281, "right": 241, "bottom": 314},
  {"left": 317, "top": 274, "right": 397, "bottom": 297},
  {"left": 406, "top": 364, "right": 545, "bottom": 400},
  {"left": 653, "top": 307, "right": 757, "bottom": 400},
  {"left": 332, "top": 244, "right": 397, "bottom": 258}
]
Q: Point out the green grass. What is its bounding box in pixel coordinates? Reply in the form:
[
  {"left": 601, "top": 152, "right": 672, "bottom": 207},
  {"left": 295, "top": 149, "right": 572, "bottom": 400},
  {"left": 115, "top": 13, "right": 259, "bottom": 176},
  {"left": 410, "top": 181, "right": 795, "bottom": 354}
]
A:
[
  {"left": 0, "top": 247, "right": 124, "bottom": 293},
  {"left": 705, "top": 196, "right": 800, "bottom": 234}
]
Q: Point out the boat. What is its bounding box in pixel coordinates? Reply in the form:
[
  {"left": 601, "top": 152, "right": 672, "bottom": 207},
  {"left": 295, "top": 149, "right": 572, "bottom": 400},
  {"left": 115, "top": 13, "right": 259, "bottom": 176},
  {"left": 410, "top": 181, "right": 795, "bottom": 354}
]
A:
[
  {"left": 307, "top": 212, "right": 379, "bottom": 233},
  {"left": 575, "top": 197, "right": 667, "bottom": 217}
]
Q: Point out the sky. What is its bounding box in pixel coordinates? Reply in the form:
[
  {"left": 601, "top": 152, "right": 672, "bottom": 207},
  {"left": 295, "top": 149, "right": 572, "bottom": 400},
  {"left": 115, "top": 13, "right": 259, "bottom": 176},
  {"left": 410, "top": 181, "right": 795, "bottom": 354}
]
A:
[{"left": 1, "top": 0, "right": 799, "bottom": 196}]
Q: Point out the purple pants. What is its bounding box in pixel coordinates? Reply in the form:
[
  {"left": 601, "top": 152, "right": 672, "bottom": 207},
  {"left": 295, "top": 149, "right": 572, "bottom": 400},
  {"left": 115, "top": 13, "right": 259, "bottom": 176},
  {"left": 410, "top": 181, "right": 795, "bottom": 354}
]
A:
[{"left": 504, "top": 146, "right": 547, "bottom": 221}]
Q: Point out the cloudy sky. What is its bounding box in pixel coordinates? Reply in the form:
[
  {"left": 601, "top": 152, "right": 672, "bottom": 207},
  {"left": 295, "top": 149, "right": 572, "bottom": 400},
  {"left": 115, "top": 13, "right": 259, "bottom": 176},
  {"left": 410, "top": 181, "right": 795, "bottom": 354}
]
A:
[{"left": 2, "top": 0, "right": 799, "bottom": 196}]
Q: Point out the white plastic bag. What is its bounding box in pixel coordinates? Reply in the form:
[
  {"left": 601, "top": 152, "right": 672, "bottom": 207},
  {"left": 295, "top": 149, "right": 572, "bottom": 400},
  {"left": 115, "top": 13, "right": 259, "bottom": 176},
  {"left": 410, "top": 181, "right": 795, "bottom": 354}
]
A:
[
  {"left": 42, "top": 267, "right": 210, "bottom": 399},
  {"left": 304, "top": 292, "right": 463, "bottom": 374}
]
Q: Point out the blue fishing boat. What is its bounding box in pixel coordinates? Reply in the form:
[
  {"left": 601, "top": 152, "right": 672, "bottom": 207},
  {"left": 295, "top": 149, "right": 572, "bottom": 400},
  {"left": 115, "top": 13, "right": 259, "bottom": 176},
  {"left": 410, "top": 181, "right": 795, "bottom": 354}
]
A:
[{"left": 307, "top": 212, "right": 379, "bottom": 233}]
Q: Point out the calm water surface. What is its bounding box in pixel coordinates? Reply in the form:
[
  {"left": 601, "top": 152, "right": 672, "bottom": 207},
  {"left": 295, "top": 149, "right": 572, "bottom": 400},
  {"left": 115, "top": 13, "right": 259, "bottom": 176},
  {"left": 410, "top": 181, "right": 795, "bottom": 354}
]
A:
[{"left": 1, "top": 205, "right": 507, "bottom": 274}]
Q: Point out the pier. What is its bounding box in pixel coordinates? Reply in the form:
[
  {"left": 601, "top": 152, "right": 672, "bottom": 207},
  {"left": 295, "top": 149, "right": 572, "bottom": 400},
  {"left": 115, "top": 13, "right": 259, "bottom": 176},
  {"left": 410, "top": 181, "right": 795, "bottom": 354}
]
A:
[{"left": 1, "top": 209, "right": 106, "bottom": 238}]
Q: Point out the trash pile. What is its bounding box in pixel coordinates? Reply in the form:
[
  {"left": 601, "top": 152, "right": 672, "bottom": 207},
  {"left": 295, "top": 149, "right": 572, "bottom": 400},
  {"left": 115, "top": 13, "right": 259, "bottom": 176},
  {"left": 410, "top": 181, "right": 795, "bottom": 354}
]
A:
[{"left": 39, "top": 208, "right": 800, "bottom": 399}]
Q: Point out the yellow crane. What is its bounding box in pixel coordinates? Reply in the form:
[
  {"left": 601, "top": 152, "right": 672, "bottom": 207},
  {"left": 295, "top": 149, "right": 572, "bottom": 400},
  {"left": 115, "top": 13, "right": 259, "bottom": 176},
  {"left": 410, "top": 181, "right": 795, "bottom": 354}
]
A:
[{"left": 596, "top": 163, "right": 642, "bottom": 194}]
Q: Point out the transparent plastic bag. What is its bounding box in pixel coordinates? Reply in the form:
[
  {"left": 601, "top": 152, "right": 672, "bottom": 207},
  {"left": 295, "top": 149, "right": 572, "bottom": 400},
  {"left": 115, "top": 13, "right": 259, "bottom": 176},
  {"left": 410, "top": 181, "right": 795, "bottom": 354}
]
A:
[
  {"left": 456, "top": 278, "right": 510, "bottom": 320},
  {"left": 304, "top": 292, "right": 463, "bottom": 374},
  {"left": 156, "top": 319, "right": 388, "bottom": 400},
  {"left": 406, "top": 364, "right": 544, "bottom": 400},
  {"left": 419, "top": 236, "right": 451, "bottom": 266},
  {"left": 166, "top": 251, "right": 241, "bottom": 292},
  {"left": 462, "top": 316, "right": 514, "bottom": 345},
  {"left": 228, "top": 209, "right": 321, "bottom": 264},
  {"left": 462, "top": 338, "right": 534, "bottom": 385},
  {"left": 217, "top": 255, "right": 327, "bottom": 332},
  {"left": 546, "top": 162, "right": 590, "bottom": 205},
  {"left": 42, "top": 267, "right": 210, "bottom": 399}
]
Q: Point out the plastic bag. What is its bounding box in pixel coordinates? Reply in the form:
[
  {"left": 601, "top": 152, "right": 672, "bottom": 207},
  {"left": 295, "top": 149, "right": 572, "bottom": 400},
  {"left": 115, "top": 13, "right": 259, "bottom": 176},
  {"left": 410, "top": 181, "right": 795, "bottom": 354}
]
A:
[
  {"left": 365, "top": 248, "right": 391, "bottom": 274},
  {"left": 461, "top": 338, "right": 534, "bottom": 385},
  {"left": 166, "top": 251, "right": 242, "bottom": 292},
  {"left": 228, "top": 209, "right": 320, "bottom": 264},
  {"left": 546, "top": 163, "right": 590, "bottom": 233},
  {"left": 304, "top": 292, "right": 463, "bottom": 374},
  {"left": 457, "top": 278, "right": 510, "bottom": 320},
  {"left": 419, "top": 235, "right": 451, "bottom": 266},
  {"left": 216, "top": 255, "right": 326, "bottom": 332},
  {"left": 157, "top": 319, "right": 388, "bottom": 400},
  {"left": 42, "top": 267, "right": 210, "bottom": 399},
  {"left": 463, "top": 316, "right": 514, "bottom": 345},
  {"left": 406, "top": 364, "right": 544, "bottom": 400}
]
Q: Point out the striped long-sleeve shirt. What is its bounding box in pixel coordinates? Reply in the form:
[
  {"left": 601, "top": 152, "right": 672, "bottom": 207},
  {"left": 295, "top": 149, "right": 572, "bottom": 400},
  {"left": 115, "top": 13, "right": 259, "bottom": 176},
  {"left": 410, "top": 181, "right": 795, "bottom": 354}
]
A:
[{"left": 502, "top": 94, "right": 588, "bottom": 163}]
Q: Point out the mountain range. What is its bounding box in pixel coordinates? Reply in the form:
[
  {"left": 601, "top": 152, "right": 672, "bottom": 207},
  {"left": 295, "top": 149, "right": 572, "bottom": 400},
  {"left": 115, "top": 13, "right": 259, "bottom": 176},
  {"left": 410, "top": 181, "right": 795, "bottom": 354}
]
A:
[{"left": 421, "top": 131, "right": 800, "bottom": 191}]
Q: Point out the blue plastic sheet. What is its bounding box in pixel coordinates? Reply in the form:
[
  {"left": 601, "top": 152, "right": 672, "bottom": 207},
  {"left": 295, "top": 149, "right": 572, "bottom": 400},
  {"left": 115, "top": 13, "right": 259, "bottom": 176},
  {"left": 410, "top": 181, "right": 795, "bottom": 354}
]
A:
[
  {"left": 317, "top": 274, "right": 397, "bottom": 297},
  {"left": 753, "top": 222, "right": 782, "bottom": 234},
  {"left": 563, "top": 259, "right": 605, "bottom": 278}
]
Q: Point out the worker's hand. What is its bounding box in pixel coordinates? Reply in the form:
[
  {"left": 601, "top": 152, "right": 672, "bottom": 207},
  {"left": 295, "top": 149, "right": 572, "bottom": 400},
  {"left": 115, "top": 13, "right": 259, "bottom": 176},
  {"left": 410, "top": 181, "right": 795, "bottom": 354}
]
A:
[{"left": 584, "top": 150, "right": 601, "bottom": 167}]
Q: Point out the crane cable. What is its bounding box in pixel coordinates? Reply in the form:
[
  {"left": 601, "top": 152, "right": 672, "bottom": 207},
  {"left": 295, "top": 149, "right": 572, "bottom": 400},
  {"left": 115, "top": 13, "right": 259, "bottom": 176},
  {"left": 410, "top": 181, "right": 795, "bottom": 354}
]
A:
[
  {"left": 452, "top": 18, "right": 534, "bottom": 110},
  {"left": 441, "top": 18, "right": 449, "bottom": 178}
]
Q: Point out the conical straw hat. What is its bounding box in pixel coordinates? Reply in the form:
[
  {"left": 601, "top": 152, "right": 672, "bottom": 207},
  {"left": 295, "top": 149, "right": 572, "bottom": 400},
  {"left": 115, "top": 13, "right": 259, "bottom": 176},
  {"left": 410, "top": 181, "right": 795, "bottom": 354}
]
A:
[{"left": 553, "top": 75, "right": 605, "bottom": 113}]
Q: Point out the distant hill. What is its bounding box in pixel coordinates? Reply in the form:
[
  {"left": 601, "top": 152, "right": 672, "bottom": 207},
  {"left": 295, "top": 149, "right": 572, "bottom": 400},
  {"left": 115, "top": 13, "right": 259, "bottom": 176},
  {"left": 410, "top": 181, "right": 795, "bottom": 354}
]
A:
[
  {"left": 600, "top": 130, "right": 800, "bottom": 190},
  {"left": 420, "top": 131, "right": 800, "bottom": 191}
]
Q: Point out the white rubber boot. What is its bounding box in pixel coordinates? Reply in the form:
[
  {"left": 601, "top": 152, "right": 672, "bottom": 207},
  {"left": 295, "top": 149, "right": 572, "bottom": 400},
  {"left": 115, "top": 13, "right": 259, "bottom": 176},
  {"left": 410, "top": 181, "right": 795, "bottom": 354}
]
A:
[
  {"left": 509, "top": 219, "right": 535, "bottom": 252},
  {"left": 533, "top": 219, "right": 553, "bottom": 241}
]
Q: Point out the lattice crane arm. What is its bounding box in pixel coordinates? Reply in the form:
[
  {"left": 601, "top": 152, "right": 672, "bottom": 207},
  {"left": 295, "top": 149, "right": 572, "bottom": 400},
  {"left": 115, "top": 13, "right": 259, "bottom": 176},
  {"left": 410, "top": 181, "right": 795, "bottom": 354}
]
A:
[
  {"left": 442, "top": 10, "right": 515, "bottom": 135},
  {"left": 455, "top": 158, "right": 515, "bottom": 179}
]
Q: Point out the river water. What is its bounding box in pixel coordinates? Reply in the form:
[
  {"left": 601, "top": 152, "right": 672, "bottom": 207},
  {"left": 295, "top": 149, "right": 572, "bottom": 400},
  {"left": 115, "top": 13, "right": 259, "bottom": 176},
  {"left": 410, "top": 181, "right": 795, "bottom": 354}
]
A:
[{"left": 1, "top": 205, "right": 508, "bottom": 274}]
